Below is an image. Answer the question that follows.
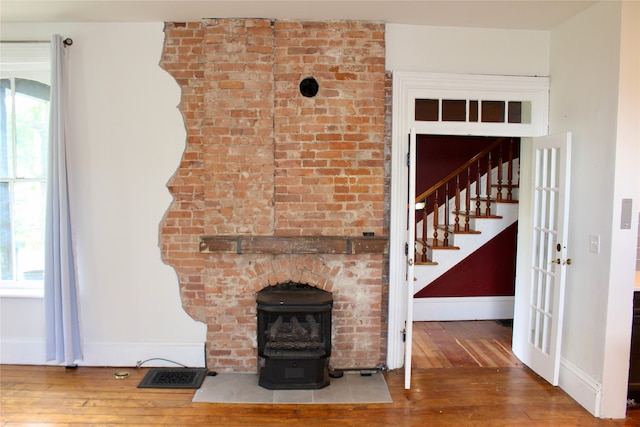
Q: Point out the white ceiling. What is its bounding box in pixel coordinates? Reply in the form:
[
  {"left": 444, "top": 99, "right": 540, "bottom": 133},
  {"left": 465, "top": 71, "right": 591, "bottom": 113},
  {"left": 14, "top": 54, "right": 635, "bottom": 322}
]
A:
[{"left": 1, "top": 0, "right": 598, "bottom": 30}]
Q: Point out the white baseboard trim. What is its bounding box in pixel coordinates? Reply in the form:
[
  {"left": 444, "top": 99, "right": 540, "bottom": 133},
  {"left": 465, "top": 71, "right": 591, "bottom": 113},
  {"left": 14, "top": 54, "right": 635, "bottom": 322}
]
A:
[
  {"left": 81, "top": 341, "right": 206, "bottom": 367},
  {"left": 0, "top": 339, "right": 205, "bottom": 368},
  {"left": 559, "top": 356, "right": 602, "bottom": 418},
  {"left": 0, "top": 339, "right": 47, "bottom": 365},
  {"left": 413, "top": 296, "right": 514, "bottom": 321}
]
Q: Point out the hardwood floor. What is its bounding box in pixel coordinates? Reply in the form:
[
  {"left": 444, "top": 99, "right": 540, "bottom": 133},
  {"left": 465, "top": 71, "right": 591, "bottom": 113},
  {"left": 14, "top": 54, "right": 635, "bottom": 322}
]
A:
[
  {"left": 2, "top": 321, "right": 640, "bottom": 426},
  {"left": 412, "top": 320, "right": 521, "bottom": 369}
]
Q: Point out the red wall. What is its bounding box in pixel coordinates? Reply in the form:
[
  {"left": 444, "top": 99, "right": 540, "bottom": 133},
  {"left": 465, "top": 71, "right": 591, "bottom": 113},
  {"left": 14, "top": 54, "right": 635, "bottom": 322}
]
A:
[
  {"left": 415, "top": 222, "right": 518, "bottom": 297},
  {"left": 416, "top": 135, "right": 498, "bottom": 196}
]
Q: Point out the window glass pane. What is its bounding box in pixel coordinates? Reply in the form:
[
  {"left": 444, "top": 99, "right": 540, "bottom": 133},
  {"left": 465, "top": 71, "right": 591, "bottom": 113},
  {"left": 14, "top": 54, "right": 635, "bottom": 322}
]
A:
[
  {"left": 481, "top": 101, "right": 505, "bottom": 123},
  {"left": 0, "top": 79, "right": 14, "bottom": 179},
  {"left": 507, "top": 101, "right": 522, "bottom": 124},
  {"left": 15, "top": 78, "right": 50, "bottom": 102},
  {"left": 415, "top": 99, "right": 439, "bottom": 121},
  {"left": 469, "top": 100, "right": 478, "bottom": 122},
  {"left": 442, "top": 99, "right": 466, "bottom": 122},
  {"left": 0, "top": 182, "right": 12, "bottom": 280},
  {"left": 15, "top": 91, "right": 48, "bottom": 179},
  {"left": 508, "top": 101, "right": 532, "bottom": 124},
  {"left": 14, "top": 181, "right": 45, "bottom": 281}
]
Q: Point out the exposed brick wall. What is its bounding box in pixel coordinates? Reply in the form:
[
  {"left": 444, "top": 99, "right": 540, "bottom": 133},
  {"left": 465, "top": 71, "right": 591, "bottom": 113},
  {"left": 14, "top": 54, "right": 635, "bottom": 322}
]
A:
[
  {"left": 160, "top": 19, "right": 387, "bottom": 372},
  {"left": 272, "top": 21, "right": 386, "bottom": 236},
  {"left": 381, "top": 71, "right": 393, "bottom": 364}
]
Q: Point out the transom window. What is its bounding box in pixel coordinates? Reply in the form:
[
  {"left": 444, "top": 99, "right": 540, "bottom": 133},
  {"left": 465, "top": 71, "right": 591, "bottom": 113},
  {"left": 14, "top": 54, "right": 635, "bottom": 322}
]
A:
[
  {"left": 397, "top": 72, "right": 549, "bottom": 137},
  {"left": 415, "top": 98, "right": 532, "bottom": 124}
]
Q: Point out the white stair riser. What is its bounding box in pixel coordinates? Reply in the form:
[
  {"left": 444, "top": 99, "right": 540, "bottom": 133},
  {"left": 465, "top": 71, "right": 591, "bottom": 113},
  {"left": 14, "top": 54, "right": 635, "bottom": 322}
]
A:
[
  {"left": 413, "top": 202, "right": 519, "bottom": 295},
  {"left": 416, "top": 201, "right": 517, "bottom": 257},
  {"left": 418, "top": 188, "right": 519, "bottom": 237}
]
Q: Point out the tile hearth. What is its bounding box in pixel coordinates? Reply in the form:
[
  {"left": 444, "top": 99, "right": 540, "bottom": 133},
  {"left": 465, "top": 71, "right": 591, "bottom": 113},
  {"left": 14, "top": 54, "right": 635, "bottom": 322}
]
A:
[{"left": 192, "top": 372, "right": 392, "bottom": 404}]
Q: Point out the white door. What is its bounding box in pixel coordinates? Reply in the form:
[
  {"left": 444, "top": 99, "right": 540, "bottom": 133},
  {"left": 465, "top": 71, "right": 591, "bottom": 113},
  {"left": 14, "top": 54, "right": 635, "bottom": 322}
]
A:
[
  {"left": 512, "top": 132, "right": 572, "bottom": 386},
  {"left": 404, "top": 129, "right": 417, "bottom": 389}
]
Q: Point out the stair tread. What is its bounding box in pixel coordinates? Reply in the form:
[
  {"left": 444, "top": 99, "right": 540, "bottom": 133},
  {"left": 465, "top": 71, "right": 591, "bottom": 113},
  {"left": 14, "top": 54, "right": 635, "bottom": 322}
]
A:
[
  {"left": 414, "top": 249, "right": 438, "bottom": 264},
  {"left": 415, "top": 261, "right": 438, "bottom": 266},
  {"left": 491, "top": 183, "right": 520, "bottom": 189},
  {"left": 436, "top": 225, "right": 481, "bottom": 234},
  {"left": 426, "top": 238, "right": 459, "bottom": 250},
  {"left": 452, "top": 210, "right": 503, "bottom": 219},
  {"left": 470, "top": 196, "right": 518, "bottom": 204}
]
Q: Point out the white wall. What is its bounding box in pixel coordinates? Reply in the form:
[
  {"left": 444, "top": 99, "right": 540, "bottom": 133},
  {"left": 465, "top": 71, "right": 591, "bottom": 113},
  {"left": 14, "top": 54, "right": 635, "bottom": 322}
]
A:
[
  {"left": 386, "top": 24, "right": 549, "bottom": 76},
  {"left": 549, "top": 1, "right": 639, "bottom": 418},
  {"left": 603, "top": 0, "right": 640, "bottom": 416},
  {"left": 0, "top": 22, "right": 206, "bottom": 367}
]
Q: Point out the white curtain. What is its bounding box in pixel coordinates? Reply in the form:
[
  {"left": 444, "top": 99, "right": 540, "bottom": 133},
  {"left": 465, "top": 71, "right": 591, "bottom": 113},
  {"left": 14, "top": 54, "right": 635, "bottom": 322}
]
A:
[{"left": 44, "top": 34, "right": 82, "bottom": 365}]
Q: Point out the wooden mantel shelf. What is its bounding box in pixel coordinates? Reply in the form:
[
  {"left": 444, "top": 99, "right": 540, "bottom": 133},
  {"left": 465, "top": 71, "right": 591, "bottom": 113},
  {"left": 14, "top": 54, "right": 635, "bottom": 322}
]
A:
[{"left": 199, "top": 235, "right": 389, "bottom": 255}]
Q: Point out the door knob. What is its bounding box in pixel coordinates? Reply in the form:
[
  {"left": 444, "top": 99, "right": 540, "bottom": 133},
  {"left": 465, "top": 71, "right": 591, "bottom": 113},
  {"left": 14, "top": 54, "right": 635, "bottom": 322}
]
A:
[{"left": 551, "top": 258, "right": 572, "bottom": 265}]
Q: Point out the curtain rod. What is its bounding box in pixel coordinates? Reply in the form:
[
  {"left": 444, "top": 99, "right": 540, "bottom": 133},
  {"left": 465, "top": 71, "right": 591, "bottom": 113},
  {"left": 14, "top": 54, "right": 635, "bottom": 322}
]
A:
[
  {"left": 0, "top": 40, "right": 49, "bottom": 43},
  {"left": 0, "top": 38, "right": 73, "bottom": 46}
]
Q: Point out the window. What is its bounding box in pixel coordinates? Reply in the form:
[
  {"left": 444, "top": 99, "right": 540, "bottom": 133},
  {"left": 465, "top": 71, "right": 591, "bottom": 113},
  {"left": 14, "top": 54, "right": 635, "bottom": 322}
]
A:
[
  {"left": 403, "top": 73, "right": 549, "bottom": 138},
  {"left": 0, "top": 43, "right": 50, "bottom": 296},
  {"left": 415, "top": 98, "right": 532, "bottom": 124}
]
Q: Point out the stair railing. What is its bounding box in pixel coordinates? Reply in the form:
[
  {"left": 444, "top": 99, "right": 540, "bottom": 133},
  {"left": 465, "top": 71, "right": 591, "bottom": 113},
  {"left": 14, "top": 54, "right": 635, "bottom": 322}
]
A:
[{"left": 415, "top": 138, "right": 518, "bottom": 261}]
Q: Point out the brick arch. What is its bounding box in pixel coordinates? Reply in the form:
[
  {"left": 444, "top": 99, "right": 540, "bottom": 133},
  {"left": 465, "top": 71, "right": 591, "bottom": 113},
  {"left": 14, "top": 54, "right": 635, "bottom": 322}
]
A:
[{"left": 247, "top": 255, "right": 340, "bottom": 293}]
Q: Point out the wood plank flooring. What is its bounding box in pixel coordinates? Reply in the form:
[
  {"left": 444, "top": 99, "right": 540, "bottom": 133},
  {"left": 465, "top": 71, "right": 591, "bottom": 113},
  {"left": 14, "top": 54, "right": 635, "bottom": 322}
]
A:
[
  {"left": 2, "top": 321, "right": 640, "bottom": 426},
  {"left": 412, "top": 320, "right": 521, "bottom": 369}
]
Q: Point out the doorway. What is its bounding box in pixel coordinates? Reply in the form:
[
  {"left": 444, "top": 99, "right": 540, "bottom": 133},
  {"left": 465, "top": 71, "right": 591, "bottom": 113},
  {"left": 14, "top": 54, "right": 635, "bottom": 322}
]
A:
[
  {"left": 412, "top": 134, "right": 519, "bottom": 315},
  {"left": 387, "top": 72, "right": 550, "bottom": 372}
]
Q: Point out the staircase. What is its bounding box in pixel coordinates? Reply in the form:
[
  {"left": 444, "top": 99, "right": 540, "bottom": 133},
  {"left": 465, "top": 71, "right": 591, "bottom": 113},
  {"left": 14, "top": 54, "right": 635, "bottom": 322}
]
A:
[{"left": 412, "top": 138, "right": 520, "bottom": 320}]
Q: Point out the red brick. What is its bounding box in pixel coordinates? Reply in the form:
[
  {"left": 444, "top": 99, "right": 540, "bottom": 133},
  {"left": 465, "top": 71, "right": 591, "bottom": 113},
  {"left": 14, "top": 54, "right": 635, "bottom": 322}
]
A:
[{"left": 161, "top": 19, "right": 387, "bottom": 372}]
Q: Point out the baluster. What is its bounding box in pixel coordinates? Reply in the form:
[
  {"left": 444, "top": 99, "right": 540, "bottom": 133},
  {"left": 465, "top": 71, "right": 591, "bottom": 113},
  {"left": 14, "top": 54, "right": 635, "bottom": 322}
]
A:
[
  {"left": 432, "top": 191, "right": 439, "bottom": 247},
  {"left": 475, "top": 160, "right": 482, "bottom": 216},
  {"left": 485, "top": 152, "right": 492, "bottom": 216},
  {"left": 465, "top": 166, "right": 471, "bottom": 232},
  {"left": 454, "top": 174, "right": 461, "bottom": 232},
  {"left": 507, "top": 138, "right": 514, "bottom": 201},
  {"left": 443, "top": 183, "right": 449, "bottom": 246},
  {"left": 421, "top": 204, "right": 427, "bottom": 262},
  {"left": 497, "top": 143, "right": 503, "bottom": 201}
]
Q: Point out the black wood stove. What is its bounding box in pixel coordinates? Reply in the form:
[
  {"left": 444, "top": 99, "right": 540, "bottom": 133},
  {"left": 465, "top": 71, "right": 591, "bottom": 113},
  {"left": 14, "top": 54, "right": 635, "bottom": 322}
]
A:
[{"left": 256, "top": 282, "right": 332, "bottom": 390}]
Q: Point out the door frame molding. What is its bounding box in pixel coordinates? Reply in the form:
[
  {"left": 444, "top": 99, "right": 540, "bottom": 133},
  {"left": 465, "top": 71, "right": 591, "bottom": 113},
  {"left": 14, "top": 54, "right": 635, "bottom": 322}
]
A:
[{"left": 387, "top": 71, "right": 550, "bottom": 370}]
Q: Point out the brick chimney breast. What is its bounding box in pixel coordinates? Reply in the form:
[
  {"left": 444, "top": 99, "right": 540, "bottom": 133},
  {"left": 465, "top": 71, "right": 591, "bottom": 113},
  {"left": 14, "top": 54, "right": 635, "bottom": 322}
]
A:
[{"left": 160, "top": 19, "right": 387, "bottom": 372}]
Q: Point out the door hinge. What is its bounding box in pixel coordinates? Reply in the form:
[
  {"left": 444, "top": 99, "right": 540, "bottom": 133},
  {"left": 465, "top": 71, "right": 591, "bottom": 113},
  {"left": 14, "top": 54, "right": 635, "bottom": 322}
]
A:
[
  {"left": 405, "top": 242, "right": 409, "bottom": 256},
  {"left": 402, "top": 327, "right": 407, "bottom": 342},
  {"left": 407, "top": 152, "right": 410, "bottom": 167}
]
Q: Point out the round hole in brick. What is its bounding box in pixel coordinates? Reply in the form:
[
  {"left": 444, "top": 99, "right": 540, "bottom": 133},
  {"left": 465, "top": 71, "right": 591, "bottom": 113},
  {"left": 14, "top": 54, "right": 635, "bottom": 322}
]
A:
[{"left": 299, "top": 77, "right": 319, "bottom": 98}]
